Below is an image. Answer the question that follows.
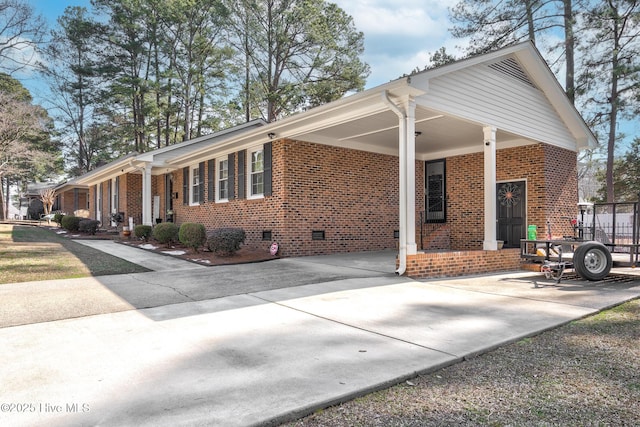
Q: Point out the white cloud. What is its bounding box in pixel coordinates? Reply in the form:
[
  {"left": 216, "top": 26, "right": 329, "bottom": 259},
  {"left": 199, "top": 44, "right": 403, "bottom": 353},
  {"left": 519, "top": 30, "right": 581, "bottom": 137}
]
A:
[
  {"left": 338, "top": 0, "right": 450, "bottom": 38},
  {"left": 332, "top": 0, "right": 464, "bottom": 87}
]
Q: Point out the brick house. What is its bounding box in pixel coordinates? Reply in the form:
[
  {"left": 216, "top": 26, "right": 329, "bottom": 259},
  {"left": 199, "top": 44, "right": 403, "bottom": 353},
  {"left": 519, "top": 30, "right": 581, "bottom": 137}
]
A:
[
  {"left": 54, "top": 179, "right": 90, "bottom": 217},
  {"left": 75, "top": 42, "right": 595, "bottom": 277}
]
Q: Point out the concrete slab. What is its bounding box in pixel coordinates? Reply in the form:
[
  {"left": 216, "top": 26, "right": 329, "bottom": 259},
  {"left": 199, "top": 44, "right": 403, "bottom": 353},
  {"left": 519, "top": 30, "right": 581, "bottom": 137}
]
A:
[
  {"left": 0, "top": 255, "right": 396, "bottom": 328},
  {"left": 428, "top": 271, "right": 640, "bottom": 310},
  {"left": 2, "top": 248, "right": 640, "bottom": 427},
  {"left": 0, "top": 293, "right": 454, "bottom": 427},
  {"left": 254, "top": 278, "right": 597, "bottom": 358},
  {"left": 0, "top": 278, "right": 136, "bottom": 327},
  {"left": 294, "top": 249, "right": 398, "bottom": 274},
  {"left": 73, "top": 240, "right": 204, "bottom": 271}
]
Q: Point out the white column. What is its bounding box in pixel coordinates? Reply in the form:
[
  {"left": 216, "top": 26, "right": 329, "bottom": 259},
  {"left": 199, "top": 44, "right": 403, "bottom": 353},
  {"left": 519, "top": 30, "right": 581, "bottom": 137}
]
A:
[
  {"left": 483, "top": 126, "right": 498, "bottom": 250},
  {"left": 404, "top": 98, "right": 417, "bottom": 255},
  {"left": 397, "top": 106, "right": 407, "bottom": 268},
  {"left": 142, "top": 164, "right": 153, "bottom": 226}
]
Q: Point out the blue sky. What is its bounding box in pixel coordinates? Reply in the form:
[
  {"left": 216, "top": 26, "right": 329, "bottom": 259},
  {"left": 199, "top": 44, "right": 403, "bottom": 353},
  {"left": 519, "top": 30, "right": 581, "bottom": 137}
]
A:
[{"left": 25, "top": 0, "right": 462, "bottom": 90}]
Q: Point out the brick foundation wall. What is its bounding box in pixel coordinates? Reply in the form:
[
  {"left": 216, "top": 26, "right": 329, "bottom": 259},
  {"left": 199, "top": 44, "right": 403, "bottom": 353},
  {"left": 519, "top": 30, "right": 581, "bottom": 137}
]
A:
[{"left": 402, "top": 248, "right": 522, "bottom": 278}]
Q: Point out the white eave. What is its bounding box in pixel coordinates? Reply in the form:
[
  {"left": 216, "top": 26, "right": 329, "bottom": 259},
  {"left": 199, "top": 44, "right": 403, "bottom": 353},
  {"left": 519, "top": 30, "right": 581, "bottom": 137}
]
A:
[{"left": 74, "top": 152, "right": 140, "bottom": 185}]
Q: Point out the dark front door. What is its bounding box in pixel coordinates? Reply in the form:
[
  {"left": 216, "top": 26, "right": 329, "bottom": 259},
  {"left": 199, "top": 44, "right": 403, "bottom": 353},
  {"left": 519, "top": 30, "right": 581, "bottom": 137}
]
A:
[{"left": 497, "top": 181, "right": 526, "bottom": 248}]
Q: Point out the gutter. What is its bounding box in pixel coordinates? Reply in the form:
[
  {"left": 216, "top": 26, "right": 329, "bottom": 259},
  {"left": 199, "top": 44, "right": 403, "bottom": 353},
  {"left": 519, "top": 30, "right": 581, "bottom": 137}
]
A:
[
  {"left": 129, "top": 159, "right": 144, "bottom": 173},
  {"left": 381, "top": 90, "right": 407, "bottom": 276}
]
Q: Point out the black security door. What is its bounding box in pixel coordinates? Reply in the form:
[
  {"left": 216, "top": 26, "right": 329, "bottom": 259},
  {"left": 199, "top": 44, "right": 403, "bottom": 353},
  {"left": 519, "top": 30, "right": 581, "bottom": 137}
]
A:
[{"left": 496, "top": 181, "right": 526, "bottom": 248}]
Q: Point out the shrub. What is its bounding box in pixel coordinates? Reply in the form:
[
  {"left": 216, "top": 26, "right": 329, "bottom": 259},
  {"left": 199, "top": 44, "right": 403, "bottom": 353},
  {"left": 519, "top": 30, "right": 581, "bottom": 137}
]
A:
[
  {"left": 61, "top": 215, "right": 82, "bottom": 232},
  {"left": 152, "top": 222, "right": 179, "bottom": 245},
  {"left": 78, "top": 219, "right": 100, "bottom": 235},
  {"left": 179, "top": 223, "right": 207, "bottom": 252},
  {"left": 53, "top": 212, "right": 65, "bottom": 226},
  {"left": 206, "top": 228, "right": 246, "bottom": 256},
  {"left": 134, "top": 225, "right": 153, "bottom": 241}
]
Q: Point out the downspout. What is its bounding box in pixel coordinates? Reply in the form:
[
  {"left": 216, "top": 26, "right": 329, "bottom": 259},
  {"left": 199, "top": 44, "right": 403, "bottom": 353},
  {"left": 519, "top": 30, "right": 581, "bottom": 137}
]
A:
[{"left": 381, "top": 90, "right": 407, "bottom": 275}]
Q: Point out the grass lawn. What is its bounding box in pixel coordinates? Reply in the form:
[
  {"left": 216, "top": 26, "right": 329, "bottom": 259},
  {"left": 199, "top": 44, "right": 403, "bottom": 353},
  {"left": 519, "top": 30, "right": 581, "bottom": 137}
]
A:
[{"left": 0, "top": 224, "right": 150, "bottom": 284}]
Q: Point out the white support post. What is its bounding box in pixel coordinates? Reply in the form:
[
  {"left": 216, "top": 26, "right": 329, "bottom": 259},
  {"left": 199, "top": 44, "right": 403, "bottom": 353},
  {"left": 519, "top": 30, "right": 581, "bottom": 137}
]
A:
[
  {"left": 142, "top": 164, "right": 153, "bottom": 226},
  {"left": 483, "top": 126, "right": 498, "bottom": 250},
  {"left": 405, "top": 98, "right": 417, "bottom": 255},
  {"left": 397, "top": 107, "right": 407, "bottom": 270}
]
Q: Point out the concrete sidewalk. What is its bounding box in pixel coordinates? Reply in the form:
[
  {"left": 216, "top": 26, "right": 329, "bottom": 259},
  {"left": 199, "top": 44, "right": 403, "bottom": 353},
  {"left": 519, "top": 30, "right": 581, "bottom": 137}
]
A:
[
  {"left": 1, "top": 244, "right": 640, "bottom": 427},
  {"left": 74, "top": 240, "right": 208, "bottom": 271}
]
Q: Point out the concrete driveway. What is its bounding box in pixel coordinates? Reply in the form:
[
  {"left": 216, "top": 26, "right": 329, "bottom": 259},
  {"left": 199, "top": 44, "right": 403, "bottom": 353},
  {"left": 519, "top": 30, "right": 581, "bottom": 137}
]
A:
[{"left": 1, "top": 241, "right": 640, "bottom": 427}]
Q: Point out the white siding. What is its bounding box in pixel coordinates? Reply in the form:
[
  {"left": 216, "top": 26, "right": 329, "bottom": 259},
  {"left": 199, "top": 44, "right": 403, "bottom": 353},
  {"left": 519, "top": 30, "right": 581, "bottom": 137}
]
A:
[{"left": 418, "top": 64, "right": 577, "bottom": 151}]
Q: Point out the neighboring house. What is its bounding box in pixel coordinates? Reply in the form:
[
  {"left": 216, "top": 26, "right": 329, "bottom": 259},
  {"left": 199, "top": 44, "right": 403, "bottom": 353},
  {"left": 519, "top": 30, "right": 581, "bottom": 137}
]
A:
[
  {"left": 20, "top": 182, "right": 56, "bottom": 219},
  {"left": 20, "top": 180, "right": 89, "bottom": 219},
  {"left": 54, "top": 179, "right": 90, "bottom": 217},
  {"left": 75, "top": 42, "right": 596, "bottom": 278}
]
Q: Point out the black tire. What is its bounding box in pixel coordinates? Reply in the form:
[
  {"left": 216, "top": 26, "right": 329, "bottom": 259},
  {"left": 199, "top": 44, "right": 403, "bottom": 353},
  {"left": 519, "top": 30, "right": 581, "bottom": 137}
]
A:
[{"left": 573, "top": 241, "right": 612, "bottom": 281}]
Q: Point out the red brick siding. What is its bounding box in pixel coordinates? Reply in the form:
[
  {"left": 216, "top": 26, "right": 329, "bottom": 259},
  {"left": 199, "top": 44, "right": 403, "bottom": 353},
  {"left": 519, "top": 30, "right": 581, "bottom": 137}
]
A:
[
  {"left": 279, "top": 140, "right": 399, "bottom": 256},
  {"left": 58, "top": 189, "right": 88, "bottom": 215},
  {"left": 427, "top": 143, "right": 577, "bottom": 250},
  {"left": 86, "top": 140, "right": 577, "bottom": 263},
  {"left": 544, "top": 145, "right": 578, "bottom": 239},
  {"left": 173, "top": 139, "right": 400, "bottom": 256}
]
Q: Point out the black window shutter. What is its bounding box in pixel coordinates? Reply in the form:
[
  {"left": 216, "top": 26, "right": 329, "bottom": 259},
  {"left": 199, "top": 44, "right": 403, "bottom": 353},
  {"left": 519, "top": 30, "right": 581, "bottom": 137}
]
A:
[
  {"left": 264, "top": 142, "right": 272, "bottom": 196},
  {"left": 198, "top": 162, "right": 205, "bottom": 204},
  {"left": 207, "top": 159, "right": 215, "bottom": 202},
  {"left": 183, "top": 167, "right": 189, "bottom": 205},
  {"left": 237, "top": 150, "right": 246, "bottom": 199},
  {"left": 228, "top": 153, "right": 235, "bottom": 200}
]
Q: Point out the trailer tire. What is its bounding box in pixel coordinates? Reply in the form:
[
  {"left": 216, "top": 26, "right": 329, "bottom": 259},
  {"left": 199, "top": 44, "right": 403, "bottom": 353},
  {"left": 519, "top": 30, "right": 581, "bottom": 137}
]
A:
[{"left": 573, "top": 242, "right": 612, "bottom": 281}]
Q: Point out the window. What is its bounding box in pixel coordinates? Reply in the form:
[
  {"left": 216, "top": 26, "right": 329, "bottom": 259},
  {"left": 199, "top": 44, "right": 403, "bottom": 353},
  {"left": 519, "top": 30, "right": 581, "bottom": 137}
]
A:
[
  {"left": 190, "top": 165, "right": 201, "bottom": 205},
  {"left": 249, "top": 147, "right": 264, "bottom": 198},
  {"left": 217, "top": 158, "right": 229, "bottom": 201},
  {"left": 425, "top": 159, "right": 446, "bottom": 222}
]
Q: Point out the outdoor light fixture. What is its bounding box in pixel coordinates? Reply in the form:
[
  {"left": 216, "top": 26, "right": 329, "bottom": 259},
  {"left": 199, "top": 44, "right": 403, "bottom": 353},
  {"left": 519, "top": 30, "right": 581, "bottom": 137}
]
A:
[{"left": 268, "top": 132, "right": 275, "bottom": 139}]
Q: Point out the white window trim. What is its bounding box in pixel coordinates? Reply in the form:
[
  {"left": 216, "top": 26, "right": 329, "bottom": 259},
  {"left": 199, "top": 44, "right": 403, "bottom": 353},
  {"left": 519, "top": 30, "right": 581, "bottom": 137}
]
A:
[
  {"left": 216, "top": 156, "right": 229, "bottom": 203},
  {"left": 247, "top": 146, "right": 264, "bottom": 200},
  {"left": 189, "top": 164, "right": 201, "bottom": 206}
]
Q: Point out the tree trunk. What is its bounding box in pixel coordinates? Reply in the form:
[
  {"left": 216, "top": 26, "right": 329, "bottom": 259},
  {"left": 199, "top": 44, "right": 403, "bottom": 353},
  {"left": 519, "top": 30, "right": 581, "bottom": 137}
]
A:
[
  {"left": 525, "top": 0, "right": 535, "bottom": 42},
  {"left": 0, "top": 177, "right": 6, "bottom": 221},
  {"left": 563, "top": 0, "right": 575, "bottom": 104},
  {"left": 606, "top": 72, "right": 619, "bottom": 203}
]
